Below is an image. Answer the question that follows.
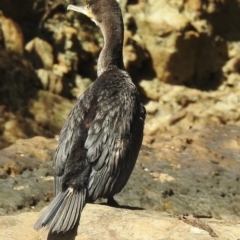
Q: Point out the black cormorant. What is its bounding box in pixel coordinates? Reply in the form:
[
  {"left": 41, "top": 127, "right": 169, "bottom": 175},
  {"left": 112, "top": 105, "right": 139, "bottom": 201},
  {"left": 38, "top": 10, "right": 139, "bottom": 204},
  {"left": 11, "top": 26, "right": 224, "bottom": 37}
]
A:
[{"left": 34, "top": 0, "right": 146, "bottom": 233}]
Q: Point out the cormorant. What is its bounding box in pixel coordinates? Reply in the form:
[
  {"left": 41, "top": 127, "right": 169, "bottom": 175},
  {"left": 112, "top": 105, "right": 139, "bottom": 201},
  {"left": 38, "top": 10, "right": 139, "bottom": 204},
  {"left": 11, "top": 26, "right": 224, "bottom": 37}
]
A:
[{"left": 34, "top": 0, "right": 146, "bottom": 233}]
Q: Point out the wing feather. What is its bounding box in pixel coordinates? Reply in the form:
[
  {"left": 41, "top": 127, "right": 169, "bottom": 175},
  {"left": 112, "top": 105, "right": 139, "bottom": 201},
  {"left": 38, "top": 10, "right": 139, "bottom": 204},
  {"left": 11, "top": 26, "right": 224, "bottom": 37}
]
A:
[{"left": 85, "top": 86, "right": 145, "bottom": 201}]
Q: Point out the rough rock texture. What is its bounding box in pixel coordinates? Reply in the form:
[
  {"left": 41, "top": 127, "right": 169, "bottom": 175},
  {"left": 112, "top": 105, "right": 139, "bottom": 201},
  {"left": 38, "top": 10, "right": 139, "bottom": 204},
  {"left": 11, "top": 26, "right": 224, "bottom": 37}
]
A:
[
  {"left": 29, "top": 90, "right": 74, "bottom": 134},
  {"left": 127, "top": 0, "right": 240, "bottom": 87},
  {"left": 0, "top": 50, "right": 42, "bottom": 148},
  {"left": 0, "top": 137, "right": 55, "bottom": 215},
  {"left": 0, "top": 1, "right": 240, "bottom": 236},
  {"left": 0, "top": 205, "right": 239, "bottom": 240},
  {"left": 142, "top": 78, "right": 240, "bottom": 136},
  {"left": 0, "top": 10, "right": 24, "bottom": 53},
  {"left": 0, "top": 0, "right": 240, "bottom": 147},
  {"left": 0, "top": 50, "right": 41, "bottom": 112},
  {"left": 0, "top": 125, "right": 239, "bottom": 222},
  {"left": 0, "top": 89, "right": 73, "bottom": 148}
]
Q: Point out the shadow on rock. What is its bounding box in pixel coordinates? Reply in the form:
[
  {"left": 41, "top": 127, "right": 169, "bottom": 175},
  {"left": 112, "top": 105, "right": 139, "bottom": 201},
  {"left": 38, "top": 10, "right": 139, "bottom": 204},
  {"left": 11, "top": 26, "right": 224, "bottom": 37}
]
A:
[
  {"left": 165, "top": 31, "right": 228, "bottom": 90},
  {"left": 99, "top": 202, "right": 144, "bottom": 211},
  {"left": 165, "top": 0, "right": 240, "bottom": 90},
  {"left": 0, "top": 50, "right": 42, "bottom": 113}
]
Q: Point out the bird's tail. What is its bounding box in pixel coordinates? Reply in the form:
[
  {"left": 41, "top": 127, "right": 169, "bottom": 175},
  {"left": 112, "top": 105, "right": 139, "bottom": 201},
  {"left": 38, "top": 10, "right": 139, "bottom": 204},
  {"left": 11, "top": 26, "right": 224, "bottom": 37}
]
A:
[{"left": 34, "top": 187, "right": 86, "bottom": 233}]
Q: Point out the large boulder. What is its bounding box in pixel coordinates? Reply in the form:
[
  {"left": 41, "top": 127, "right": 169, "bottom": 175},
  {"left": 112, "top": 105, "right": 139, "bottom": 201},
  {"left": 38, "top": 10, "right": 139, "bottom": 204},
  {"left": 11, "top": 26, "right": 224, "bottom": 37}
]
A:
[{"left": 0, "top": 204, "right": 239, "bottom": 240}]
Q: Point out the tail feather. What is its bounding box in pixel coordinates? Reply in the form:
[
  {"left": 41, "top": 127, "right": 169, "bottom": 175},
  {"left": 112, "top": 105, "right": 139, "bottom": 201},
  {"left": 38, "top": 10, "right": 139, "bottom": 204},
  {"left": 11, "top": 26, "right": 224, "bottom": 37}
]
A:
[
  {"left": 66, "top": 192, "right": 81, "bottom": 230},
  {"left": 34, "top": 190, "right": 68, "bottom": 229},
  {"left": 34, "top": 188, "right": 86, "bottom": 233},
  {"left": 50, "top": 192, "right": 72, "bottom": 232},
  {"left": 52, "top": 192, "right": 79, "bottom": 232}
]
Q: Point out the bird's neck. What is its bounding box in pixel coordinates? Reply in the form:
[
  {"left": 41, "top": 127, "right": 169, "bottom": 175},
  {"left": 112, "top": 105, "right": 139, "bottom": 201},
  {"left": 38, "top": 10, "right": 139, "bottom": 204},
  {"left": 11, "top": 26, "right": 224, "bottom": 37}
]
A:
[{"left": 97, "top": 15, "right": 124, "bottom": 76}]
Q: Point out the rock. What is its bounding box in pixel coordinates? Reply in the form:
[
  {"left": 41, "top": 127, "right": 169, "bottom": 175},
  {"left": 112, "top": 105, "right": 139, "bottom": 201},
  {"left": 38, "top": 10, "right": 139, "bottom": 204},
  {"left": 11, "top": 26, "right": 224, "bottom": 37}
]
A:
[
  {"left": 144, "top": 100, "right": 159, "bottom": 115},
  {"left": 72, "top": 75, "right": 92, "bottom": 97},
  {"left": 0, "top": 50, "right": 44, "bottom": 146},
  {"left": 142, "top": 79, "right": 240, "bottom": 136},
  {"left": 0, "top": 165, "right": 53, "bottom": 215},
  {"left": 29, "top": 90, "right": 73, "bottom": 133},
  {"left": 0, "top": 136, "right": 56, "bottom": 175},
  {"left": 126, "top": 0, "right": 225, "bottom": 88},
  {"left": 0, "top": 205, "right": 239, "bottom": 240},
  {"left": 222, "top": 55, "right": 240, "bottom": 75},
  {"left": 122, "top": 28, "right": 152, "bottom": 78},
  {"left": 0, "top": 0, "right": 44, "bottom": 23},
  {"left": 139, "top": 78, "right": 161, "bottom": 101},
  {"left": 1, "top": 0, "right": 240, "bottom": 146},
  {"left": 118, "top": 125, "right": 240, "bottom": 222},
  {"left": 0, "top": 88, "right": 74, "bottom": 148},
  {"left": 0, "top": 56, "right": 74, "bottom": 146},
  {"left": 25, "top": 37, "right": 54, "bottom": 70},
  {"left": 0, "top": 136, "right": 55, "bottom": 214},
  {"left": 3, "top": 118, "right": 35, "bottom": 144},
  {"left": 36, "top": 69, "right": 64, "bottom": 94},
  {"left": 0, "top": 50, "right": 41, "bottom": 112},
  {"left": 0, "top": 11, "right": 24, "bottom": 54},
  {"left": 1, "top": 2, "right": 240, "bottom": 224},
  {"left": 0, "top": 125, "right": 240, "bottom": 221}
]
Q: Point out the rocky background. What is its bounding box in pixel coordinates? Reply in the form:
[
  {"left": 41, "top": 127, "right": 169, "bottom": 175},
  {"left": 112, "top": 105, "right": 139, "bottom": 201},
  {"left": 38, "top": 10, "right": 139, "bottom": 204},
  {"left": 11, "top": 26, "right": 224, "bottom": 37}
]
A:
[
  {"left": 0, "top": 0, "right": 240, "bottom": 147},
  {"left": 0, "top": 0, "right": 240, "bottom": 238}
]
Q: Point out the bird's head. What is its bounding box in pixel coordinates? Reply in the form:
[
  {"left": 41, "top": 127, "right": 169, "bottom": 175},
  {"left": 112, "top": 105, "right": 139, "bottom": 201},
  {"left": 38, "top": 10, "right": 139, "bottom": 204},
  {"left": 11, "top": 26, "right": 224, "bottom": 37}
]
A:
[{"left": 67, "top": 0, "right": 120, "bottom": 27}]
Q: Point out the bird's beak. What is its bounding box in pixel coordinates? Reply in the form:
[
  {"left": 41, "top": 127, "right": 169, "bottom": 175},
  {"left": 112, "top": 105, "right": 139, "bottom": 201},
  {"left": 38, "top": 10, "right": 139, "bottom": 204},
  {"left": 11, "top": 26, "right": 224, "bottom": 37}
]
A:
[{"left": 67, "top": 5, "right": 93, "bottom": 19}]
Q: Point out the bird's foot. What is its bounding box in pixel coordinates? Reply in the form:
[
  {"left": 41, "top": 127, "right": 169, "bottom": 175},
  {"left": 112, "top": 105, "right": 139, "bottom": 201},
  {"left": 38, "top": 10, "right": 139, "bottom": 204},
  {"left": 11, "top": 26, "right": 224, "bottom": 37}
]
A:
[{"left": 107, "top": 197, "right": 120, "bottom": 207}]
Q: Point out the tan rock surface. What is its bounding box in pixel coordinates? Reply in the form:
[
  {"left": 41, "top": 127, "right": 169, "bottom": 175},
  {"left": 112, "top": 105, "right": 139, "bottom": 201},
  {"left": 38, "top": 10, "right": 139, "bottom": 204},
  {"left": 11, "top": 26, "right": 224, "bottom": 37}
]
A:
[
  {"left": 25, "top": 37, "right": 54, "bottom": 70},
  {"left": 29, "top": 90, "right": 73, "bottom": 133},
  {"left": 0, "top": 136, "right": 56, "bottom": 175},
  {"left": 0, "top": 1, "right": 240, "bottom": 234},
  {"left": 0, "top": 11, "right": 24, "bottom": 54},
  {"left": 0, "top": 204, "right": 239, "bottom": 240},
  {"left": 142, "top": 79, "right": 240, "bottom": 136}
]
